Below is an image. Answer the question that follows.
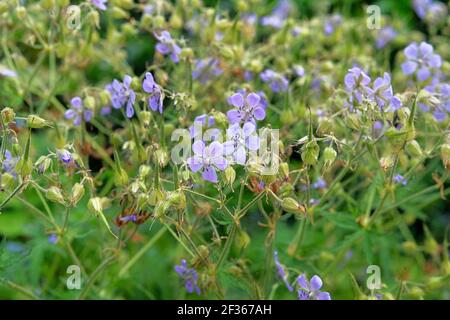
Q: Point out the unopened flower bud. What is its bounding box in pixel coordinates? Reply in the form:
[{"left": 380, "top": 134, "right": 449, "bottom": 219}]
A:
[
  {"left": 112, "top": 7, "right": 129, "bottom": 19},
  {"left": 301, "top": 140, "right": 319, "bottom": 166},
  {"left": 84, "top": 95, "right": 96, "bottom": 110},
  {"left": 138, "top": 165, "right": 151, "bottom": 178},
  {"left": 1, "top": 173, "right": 15, "bottom": 190},
  {"left": 1, "top": 107, "right": 15, "bottom": 124},
  {"left": 323, "top": 146, "right": 337, "bottom": 166},
  {"left": 87, "top": 10, "right": 100, "bottom": 28},
  {"left": 40, "top": 0, "right": 55, "bottom": 10},
  {"left": 15, "top": 6, "right": 26, "bottom": 19},
  {"left": 35, "top": 156, "right": 52, "bottom": 173},
  {"left": 27, "top": 115, "right": 49, "bottom": 128},
  {"left": 441, "top": 144, "right": 450, "bottom": 169},
  {"left": 88, "top": 197, "right": 103, "bottom": 214},
  {"left": 16, "top": 158, "right": 32, "bottom": 177},
  {"left": 279, "top": 162, "right": 289, "bottom": 179},
  {"left": 46, "top": 186, "right": 65, "bottom": 205},
  {"left": 154, "top": 149, "right": 169, "bottom": 167},
  {"left": 148, "top": 189, "right": 165, "bottom": 206},
  {"left": 224, "top": 166, "right": 236, "bottom": 185},
  {"left": 114, "top": 167, "right": 129, "bottom": 187},
  {"left": 70, "top": 183, "right": 85, "bottom": 205},
  {"left": 281, "top": 197, "right": 305, "bottom": 215},
  {"left": 406, "top": 140, "right": 423, "bottom": 157}
]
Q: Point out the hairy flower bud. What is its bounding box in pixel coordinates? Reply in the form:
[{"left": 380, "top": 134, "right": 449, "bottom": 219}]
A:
[
  {"left": 281, "top": 197, "right": 306, "bottom": 216},
  {"left": 46, "top": 186, "right": 65, "bottom": 205},
  {"left": 87, "top": 197, "right": 103, "bottom": 214},
  {"left": 114, "top": 167, "right": 129, "bottom": 187},
  {"left": 224, "top": 166, "right": 236, "bottom": 186},
  {"left": 279, "top": 162, "right": 289, "bottom": 180},
  {"left": 1, "top": 172, "right": 15, "bottom": 190},
  {"left": 321, "top": 146, "right": 336, "bottom": 165},
  {"left": 301, "top": 140, "right": 319, "bottom": 166},
  {"left": 70, "top": 183, "right": 85, "bottom": 205},
  {"left": 1, "top": 107, "right": 15, "bottom": 124},
  {"left": 35, "top": 156, "right": 52, "bottom": 173},
  {"left": 27, "top": 115, "right": 49, "bottom": 128},
  {"left": 406, "top": 140, "right": 423, "bottom": 157}
]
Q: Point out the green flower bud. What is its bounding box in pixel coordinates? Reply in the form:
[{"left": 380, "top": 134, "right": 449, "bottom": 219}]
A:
[
  {"left": 180, "top": 48, "right": 194, "bottom": 60},
  {"left": 114, "top": 167, "right": 129, "bottom": 187},
  {"left": 35, "top": 156, "right": 51, "bottom": 173},
  {"left": 27, "top": 115, "right": 49, "bottom": 128},
  {"left": 140, "top": 14, "right": 153, "bottom": 28},
  {"left": 99, "top": 90, "right": 111, "bottom": 106},
  {"left": 1, "top": 107, "right": 15, "bottom": 124},
  {"left": 1, "top": 173, "right": 15, "bottom": 190},
  {"left": 164, "top": 123, "right": 175, "bottom": 137},
  {"left": 236, "top": 229, "right": 251, "bottom": 249},
  {"left": 323, "top": 146, "right": 337, "bottom": 166},
  {"left": 154, "top": 149, "right": 169, "bottom": 167},
  {"left": 140, "top": 111, "right": 152, "bottom": 126},
  {"left": 152, "top": 15, "right": 165, "bottom": 29},
  {"left": 301, "top": 140, "right": 319, "bottom": 166},
  {"left": 16, "top": 158, "right": 32, "bottom": 177},
  {"left": 279, "top": 183, "right": 294, "bottom": 198},
  {"left": 0, "top": 2, "right": 9, "bottom": 14},
  {"left": 406, "top": 140, "right": 423, "bottom": 157},
  {"left": 408, "top": 287, "right": 424, "bottom": 299},
  {"left": 316, "top": 118, "right": 333, "bottom": 136},
  {"left": 219, "top": 46, "right": 235, "bottom": 60},
  {"left": 122, "top": 23, "right": 137, "bottom": 37},
  {"left": 46, "top": 186, "right": 65, "bottom": 205},
  {"left": 112, "top": 7, "right": 129, "bottom": 19},
  {"left": 224, "top": 166, "right": 236, "bottom": 186},
  {"left": 138, "top": 165, "right": 151, "bottom": 178},
  {"left": 169, "top": 13, "right": 183, "bottom": 29},
  {"left": 84, "top": 95, "right": 96, "bottom": 110},
  {"left": 148, "top": 189, "right": 165, "bottom": 206},
  {"left": 87, "top": 10, "right": 100, "bottom": 28},
  {"left": 281, "top": 197, "right": 305, "bottom": 216},
  {"left": 279, "top": 162, "right": 289, "bottom": 180},
  {"left": 168, "top": 191, "right": 186, "bottom": 210},
  {"left": 155, "top": 201, "right": 169, "bottom": 218},
  {"left": 280, "top": 110, "right": 295, "bottom": 126},
  {"left": 87, "top": 197, "right": 103, "bottom": 214},
  {"left": 346, "top": 113, "right": 361, "bottom": 130},
  {"left": 70, "top": 183, "right": 85, "bottom": 205},
  {"left": 15, "top": 6, "right": 26, "bottom": 19},
  {"left": 397, "top": 107, "right": 410, "bottom": 122},
  {"left": 40, "top": 0, "right": 55, "bottom": 10}
]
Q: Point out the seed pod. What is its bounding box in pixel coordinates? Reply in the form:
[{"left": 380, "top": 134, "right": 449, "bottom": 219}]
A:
[{"left": 46, "top": 186, "right": 65, "bottom": 205}]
